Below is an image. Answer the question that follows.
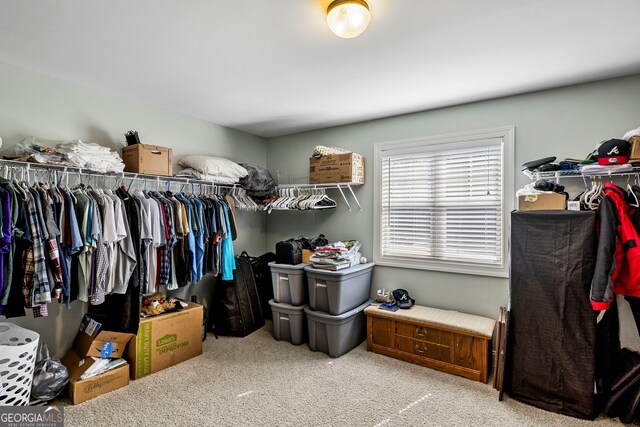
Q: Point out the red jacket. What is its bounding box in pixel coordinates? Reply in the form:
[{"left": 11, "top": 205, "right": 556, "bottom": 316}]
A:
[{"left": 590, "top": 183, "right": 640, "bottom": 310}]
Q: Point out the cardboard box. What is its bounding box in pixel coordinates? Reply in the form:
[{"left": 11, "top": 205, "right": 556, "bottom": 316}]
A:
[
  {"left": 122, "top": 144, "right": 173, "bottom": 176},
  {"left": 518, "top": 193, "right": 566, "bottom": 211},
  {"left": 309, "top": 153, "right": 364, "bottom": 184},
  {"left": 68, "top": 364, "right": 129, "bottom": 405},
  {"left": 302, "top": 249, "right": 314, "bottom": 264},
  {"left": 630, "top": 136, "right": 640, "bottom": 160},
  {"left": 126, "top": 302, "right": 203, "bottom": 380},
  {"left": 72, "top": 316, "right": 134, "bottom": 359},
  {"left": 61, "top": 315, "right": 135, "bottom": 404}
]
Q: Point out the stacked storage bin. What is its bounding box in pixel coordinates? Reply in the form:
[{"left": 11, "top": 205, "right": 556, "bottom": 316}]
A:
[
  {"left": 303, "top": 263, "right": 374, "bottom": 358},
  {"left": 268, "top": 262, "right": 308, "bottom": 345}
]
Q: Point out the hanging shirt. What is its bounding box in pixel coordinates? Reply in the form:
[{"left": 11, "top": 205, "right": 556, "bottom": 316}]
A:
[
  {"left": 177, "top": 194, "right": 196, "bottom": 283},
  {"left": 106, "top": 190, "right": 136, "bottom": 294},
  {"left": 3, "top": 193, "right": 30, "bottom": 318},
  {"left": 116, "top": 187, "right": 142, "bottom": 292},
  {"left": 72, "top": 189, "right": 91, "bottom": 302},
  {"left": 131, "top": 194, "right": 150, "bottom": 293},
  {"left": 61, "top": 189, "right": 83, "bottom": 304},
  {"left": 0, "top": 179, "right": 18, "bottom": 311},
  {"left": 152, "top": 192, "right": 174, "bottom": 288},
  {"left": 23, "top": 186, "right": 51, "bottom": 317},
  {"left": 136, "top": 191, "right": 161, "bottom": 292},
  {"left": 0, "top": 188, "right": 11, "bottom": 311},
  {"left": 190, "top": 195, "right": 204, "bottom": 282},
  {"left": 218, "top": 198, "right": 236, "bottom": 281},
  {"left": 89, "top": 191, "right": 108, "bottom": 305},
  {"left": 37, "top": 187, "right": 63, "bottom": 294}
]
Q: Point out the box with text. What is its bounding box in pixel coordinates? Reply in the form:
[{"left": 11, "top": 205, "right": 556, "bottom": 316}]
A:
[
  {"left": 126, "top": 302, "right": 203, "bottom": 380},
  {"left": 309, "top": 153, "right": 364, "bottom": 184}
]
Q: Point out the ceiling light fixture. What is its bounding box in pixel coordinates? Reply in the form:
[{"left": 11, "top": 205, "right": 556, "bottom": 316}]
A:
[{"left": 326, "top": 0, "right": 371, "bottom": 39}]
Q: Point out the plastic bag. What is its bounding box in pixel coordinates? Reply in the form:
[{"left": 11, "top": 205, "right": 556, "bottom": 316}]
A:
[
  {"left": 623, "top": 126, "right": 640, "bottom": 141},
  {"left": 31, "top": 343, "right": 69, "bottom": 401},
  {"left": 297, "top": 234, "right": 328, "bottom": 250},
  {"left": 14, "top": 137, "right": 70, "bottom": 165},
  {"left": 239, "top": 163, "right": 276, "bottom": 192},
  {"left": 312, "top": 145, "right": 352, "bottom": 158}
]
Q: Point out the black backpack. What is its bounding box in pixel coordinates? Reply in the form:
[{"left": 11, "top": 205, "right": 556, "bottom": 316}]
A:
[{"left": 210, "top": 252, "right": 264, "bottom": 337}]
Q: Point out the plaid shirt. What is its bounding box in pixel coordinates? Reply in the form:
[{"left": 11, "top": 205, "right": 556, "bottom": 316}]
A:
[
  {"left": 157, "top": 197, "right": 169, "bottom": 285},
  {"left": 21, "top": 246, "right": 34, "bottom": 307},
  {"left": 153, "top": 194, "right": 175, "bottom": 286},
  {"left": 39, "top": 188, "right": 63, "bottom": 289},
  {"left": 89, "top": 198, "right": 108, "bottom": 305},
  {"left": 24, "top": 189, "right": 51, "bottom": 317},
  {"left": 45, "top": 239, "right": 63, "bottom": 288}
]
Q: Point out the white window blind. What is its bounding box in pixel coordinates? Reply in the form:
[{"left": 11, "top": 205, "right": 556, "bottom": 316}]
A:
[{"left": 374, "top": 127, "right": 514, "bottom": 277}]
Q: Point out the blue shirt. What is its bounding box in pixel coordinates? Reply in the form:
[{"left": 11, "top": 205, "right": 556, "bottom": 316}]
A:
[{"left": 218, "top": 199, "right": 236, "bottom": 281}]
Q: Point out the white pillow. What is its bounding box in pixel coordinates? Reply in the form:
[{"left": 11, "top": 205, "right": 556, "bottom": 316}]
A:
[
  {"left": 176, "top": 168, "right": 239, "bottom": 184},
  {"left": 178, "top": 155, "right": 248, "bottom": 178}
]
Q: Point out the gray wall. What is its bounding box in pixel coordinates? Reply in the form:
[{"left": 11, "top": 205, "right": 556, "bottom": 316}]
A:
[
  {"left": 0, "top": 61, "right": 268, "bottom": 357},
  {"left": 3, "top": 59, "right": 640, "bottom": 357},
  {"left": 266, "top": 74, "right": 640, "bottom": 319}
]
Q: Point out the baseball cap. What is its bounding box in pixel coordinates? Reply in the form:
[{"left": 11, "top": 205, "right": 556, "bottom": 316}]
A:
[
  {"left": 598, "top": 139, "right": 631, "bottom": 166},
  {"left": 392, "top": 289, "right": 415, "bottom": 309}
]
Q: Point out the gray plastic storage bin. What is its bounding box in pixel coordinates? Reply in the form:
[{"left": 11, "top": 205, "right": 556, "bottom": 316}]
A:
[
  {"left": 269, "top": 299, "right": 307, "bottom": 345},
  {"left": 268, "top": 262, "right": 307, "bottom": 305},
  {"left": 304, "top": 299, "right": 372, "bottom": 358},
  {"left": 304, "top": 263, "right": 374, "bottom": 315}
]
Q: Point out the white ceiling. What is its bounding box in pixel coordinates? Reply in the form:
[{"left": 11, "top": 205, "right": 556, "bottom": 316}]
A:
[{"left": 1, "top": 0, "right": 639, "bottom": 138}]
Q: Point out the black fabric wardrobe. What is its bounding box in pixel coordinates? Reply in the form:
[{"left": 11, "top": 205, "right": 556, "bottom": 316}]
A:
[{"left": 509, "top": 210, "right": 599, "bottom": 419}]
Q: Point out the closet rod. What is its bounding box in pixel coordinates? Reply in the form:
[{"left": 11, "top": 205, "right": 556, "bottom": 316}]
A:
[{"left": 0, "top": 158, "right": 239, "bottom": 189}]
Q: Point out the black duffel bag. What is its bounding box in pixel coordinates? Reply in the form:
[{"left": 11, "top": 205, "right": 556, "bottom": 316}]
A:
[
  {"left": 275, "top": 234, "right": 327, "bottom": 265},
  {"left": 275, "top": 239, "right": 303, "bottom": 265},
  {"left": 210, "top": 252, "right": 264, "bottom": 337},
  {"left": 250, "top": 252, "right": 276, "bottom": 320}
]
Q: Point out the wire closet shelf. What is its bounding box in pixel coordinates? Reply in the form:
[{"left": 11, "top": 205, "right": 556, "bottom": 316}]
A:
[
  {"left": 276, "top": 171, "right": 362, "bottom": 211},
  {"left": 0, "top": 158, "right": 236, "bottom": 194},
  {"left": 529, "top": 166, "right": 640, "bottom": 182},
  {"left": 0, "top": 159, "right": 363, "bottom": 211}
]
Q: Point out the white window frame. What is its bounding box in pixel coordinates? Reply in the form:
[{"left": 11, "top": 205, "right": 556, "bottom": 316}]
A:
[{"left": 373, "top": 126, "right": 515, "bottom": 278}]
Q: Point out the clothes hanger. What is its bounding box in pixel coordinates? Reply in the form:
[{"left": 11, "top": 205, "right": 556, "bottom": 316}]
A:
[
  {"left": 627, "top": 175, "right": 639, "bottom": 208},
  {"left": 313, "top": 188, "right": 337, "bottom": 210},
  {"left": 586, "top": 176, "right": 603, "bottom": 210}
]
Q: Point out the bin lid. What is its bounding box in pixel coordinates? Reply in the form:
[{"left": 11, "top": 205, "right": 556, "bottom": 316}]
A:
[
  {"left": 304, "top": 300, "right": 374, "bottom": 321},
  {"left": 304, "top": 262, "right": 374, "bottom": 276},
  {"left": 268, "top": 299, "right": 307, "bottom": 312},
  {"left": 268, "top": 261, "right": 307, "bottom": 270}
]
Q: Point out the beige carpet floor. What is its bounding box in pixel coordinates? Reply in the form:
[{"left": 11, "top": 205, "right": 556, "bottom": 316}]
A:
[{"left": 60, "top": 323, "right": 624, "bottom": 427}]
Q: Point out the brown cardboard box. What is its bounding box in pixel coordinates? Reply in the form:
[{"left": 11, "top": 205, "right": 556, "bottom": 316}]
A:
[
  {"left": 72, "top": 316, "right": 134, "bottom": 359},
  {"left": 126, "top": 302, "right": 203, "bottom": 380},
  {"left": 309, "top": 153, "right": 364, "bottom": 184},
  {"left": 61, "top": 315, "right": 134, "bottom": 404},
  {"left": 122, "top": 144, "right": 173, "bottom": 176},
  {"left": 302, "top": 249, "right": 314, "bottom": 264},
  {"left": 68, "top": 364, "right": 129, "bottom": 405},
  {"left": 518, "top": 193, "right": 566, "bottom": 211},
  {"left": 630, "top": 136, "right": 640, "bottom": 160}
]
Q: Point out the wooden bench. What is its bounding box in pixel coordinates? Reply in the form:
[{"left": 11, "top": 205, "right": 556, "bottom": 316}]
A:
[{"left": 365, "top": 304, "right": 496, "bottom": 383}]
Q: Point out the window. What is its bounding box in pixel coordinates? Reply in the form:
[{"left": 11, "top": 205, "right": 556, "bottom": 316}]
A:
[{"left": 373, "top": 127, "right": 514, "bottom": 277}]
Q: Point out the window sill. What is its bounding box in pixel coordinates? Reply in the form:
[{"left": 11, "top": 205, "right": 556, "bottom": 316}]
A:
[{"left": 373, "top": 256, "right": 509, "bottom": 278}]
